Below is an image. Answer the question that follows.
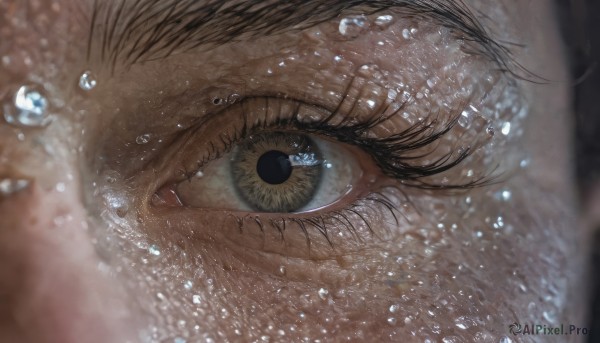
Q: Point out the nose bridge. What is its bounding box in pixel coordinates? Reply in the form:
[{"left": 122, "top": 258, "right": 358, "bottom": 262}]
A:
[{"left": 0, "top": 126, "right": 140, "bottom": 342}]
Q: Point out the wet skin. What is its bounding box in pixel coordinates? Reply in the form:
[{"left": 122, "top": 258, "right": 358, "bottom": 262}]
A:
[{"left": 0, "top": 0, "right": 590, "bottom": 342}]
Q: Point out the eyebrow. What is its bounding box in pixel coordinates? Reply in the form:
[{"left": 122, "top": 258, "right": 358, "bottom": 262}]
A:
[{"left": 89, "top": 0, "right": 522, "bottom": 76}]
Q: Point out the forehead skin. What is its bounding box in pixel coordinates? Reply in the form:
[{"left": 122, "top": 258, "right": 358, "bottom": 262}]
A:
[{"left": 0, "top": 1, "right": 588, "bottom": 343}]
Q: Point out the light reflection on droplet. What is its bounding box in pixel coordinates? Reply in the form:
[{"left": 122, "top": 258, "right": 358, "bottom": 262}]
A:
[
  {"left": 3, "top": 85, "right": 51, "bottom": 127},
  {"left": 79, "top": 71, "right": 97, "bottom": 91},
  {"left": 136, "top": 134, "right": 151, "bottom": 145}
]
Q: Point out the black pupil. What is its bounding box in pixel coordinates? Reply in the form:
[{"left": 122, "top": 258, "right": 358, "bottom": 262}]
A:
[{"left": 256, "top": 150, "right": 292, "bottom": 185}]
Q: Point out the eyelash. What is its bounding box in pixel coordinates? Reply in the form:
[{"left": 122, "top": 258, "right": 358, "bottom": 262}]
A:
[{"left": 176, "top": 89, "right": 492, "bottom": 247}]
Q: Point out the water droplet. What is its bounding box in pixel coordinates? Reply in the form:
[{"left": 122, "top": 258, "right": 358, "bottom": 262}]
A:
[
  {"left": 195, "top": 170, "right": 204, "bottom": 178},
  {"left": 184, "top": 280, "right": 193, "bottom": 290},
  {"left": 192, "top": 294, "right": 202, "bottom": 304},
  {"left": 148, "top": 244, "right": 161, "bottom": 256},
  {"left": 79, "top": 71, "right": 97, "bottom": 91},
  {"left": 520, "top": 158, "right": 530, "bottom": 168},
  {"left": 486, "top": 126, "right": 495, "bottom": 136},
  {"left": 338, "top": 16, "right": 368, "bottom": 39},
  {"left": 55, "top": 182, "right": 66, "bottom": 192},
  {"left": 492, "top": 216, "right": 504, "bottom": 229},
  {"left": 136, "top": 134, "right": 151, "bottom": 145},
  {"left": 458, "top": 110, "right": 473, "bottom": 128},
  {"left": 317, "top": 288, "right": 329, "bottom": 300},
  {"left": 174, "top": 338, "right": 186, "bottom": 343},
  {"left": 402, "top": 28, "right": 411, "bottom": 39},
  {"left": 3, "top": 85, "right": 51, "bottom": 127},
  {"left": 454, "top": 317, "right": 474, "bottom": 330},
  {"left": 374, "top": 15, "right": 395, "bottom": 29},
  {"left": 389, "top": 304, "right": 399, "bottom": 313},
  {"left": 501, "top": 122, "right": 511, "bottom": 135},
  {"left": 387, "top": 317, "right": 397, "bottom": 325},
  {"left": 499, "top": 336, "right": 514, "bottom": 343},
  {"left": 278, "top": 265, "right": 286, "bottom": 275},
  {"left": 0, "top": 178, "right": 30, "bottom": 196},
  {"left": 211, "top": 97, "right": 224, "bottom": 105}
]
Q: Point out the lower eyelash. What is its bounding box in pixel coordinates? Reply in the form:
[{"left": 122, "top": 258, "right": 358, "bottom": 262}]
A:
[{"left": 229, "top": 189, "right": 405, "bottom": 248}]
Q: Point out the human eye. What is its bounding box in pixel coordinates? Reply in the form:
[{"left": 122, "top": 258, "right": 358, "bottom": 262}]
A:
[{"left": 81, "top": 3, "right": 538, "bottom": 341}]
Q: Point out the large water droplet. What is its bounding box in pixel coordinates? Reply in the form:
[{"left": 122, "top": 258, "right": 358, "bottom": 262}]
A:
[
  {"left": 374, "top": 15, "right": 395, "bottom": 29},
  {"left": 3, "top": 85, "right": 51, "bottom": 127},
  {"left": 338, "top": 16, "right": 368, "bottom": 39},
  {"left": 0, "top": 178, "right": 29, "bottom": 196},
  {"left": 79, "top": 71, "right": 97, "bottom": 91}
]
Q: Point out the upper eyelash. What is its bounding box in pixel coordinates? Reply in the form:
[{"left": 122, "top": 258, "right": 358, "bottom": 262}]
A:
[{"left": 200, "top": 92, "right": 495, "bottom": 191}]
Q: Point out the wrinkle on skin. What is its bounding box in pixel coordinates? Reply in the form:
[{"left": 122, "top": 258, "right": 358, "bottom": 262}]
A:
[{"left": 0, "top": 0, "right": 590, "bottom": 342}]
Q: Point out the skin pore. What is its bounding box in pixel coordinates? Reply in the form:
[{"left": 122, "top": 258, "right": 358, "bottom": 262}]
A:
[{"left": 0, "top": 0, "right": 589, "bottom": 342}]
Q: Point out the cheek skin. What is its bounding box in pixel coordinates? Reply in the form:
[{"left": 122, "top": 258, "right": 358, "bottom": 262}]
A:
[{"left": 0, "top": 1, "right": 588, "bottom": 343}]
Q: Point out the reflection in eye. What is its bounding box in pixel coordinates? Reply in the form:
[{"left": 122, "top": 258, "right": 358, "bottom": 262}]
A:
[
  {"left": 176, "top": 130, "right": 359, "bottom": 213},
  {"left": 232, "top": 132, "right": 322, "bottom": 212}
]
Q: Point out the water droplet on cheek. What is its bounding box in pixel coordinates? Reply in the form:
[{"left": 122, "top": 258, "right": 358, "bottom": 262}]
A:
[{"left": 3, "top": 85, "right": 51, "bottom": 127}]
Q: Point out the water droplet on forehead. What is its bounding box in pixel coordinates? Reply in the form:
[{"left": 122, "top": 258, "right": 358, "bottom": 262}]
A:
[
  {"left": 79, "top": 71, "right": 97, "bottom": 91},
  {"left": 3, "top": 85, "right": 51, "bottom": 127}
]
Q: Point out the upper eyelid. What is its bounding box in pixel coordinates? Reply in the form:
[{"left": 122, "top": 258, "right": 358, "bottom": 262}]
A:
[{"left": 86, "top": 0, "right": 529, "bottom": 80}]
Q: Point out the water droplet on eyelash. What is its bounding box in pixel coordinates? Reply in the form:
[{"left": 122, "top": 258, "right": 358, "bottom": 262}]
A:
[
  {"left": 195, "top": 170, "right": 204, "bottom": 178},
  {"left": 374, "top": 14, "right": 395, "bottom": 29},
  {"left": 0, "top": 178, "right": 30, "bottom": 197},
  {"left": 278, "top": 265, "right": 286, "bottom": 275},
  {"left": 486, "top": 126, "right": 495, "bottom": 136},
  {"left": 317, "top": 288, "right": 329, "bottom": 300},
  {"left": 387, "top": 317, "right": 397, "bottom": 325},
  {"left": 338, "top": 15, "right": 368, "bottom": 39},
  {"left": 78, "top": 71, "right": 97, "bottom": 91},
  {"left": 389, "top": 304, "right": 399, "bottom": 313},
  {"left": 136, "top": 133, "right": 151, "bottom": 145},
  {"left": 148, "top": 244, "right": 161, "bottom": 256},
  {"left": 334, "top": 55, "right": 343, "bottom": 62},
  {"left": 3, "top": 85, "right": 51, "bottom": 127}
]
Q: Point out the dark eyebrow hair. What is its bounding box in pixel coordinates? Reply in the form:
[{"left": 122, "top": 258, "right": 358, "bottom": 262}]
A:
[{"left": 89, "top": 0, "right": 531, "bottom": 79}]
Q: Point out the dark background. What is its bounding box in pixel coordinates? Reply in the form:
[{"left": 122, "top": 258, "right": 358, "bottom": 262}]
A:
[{"left": 556, "top": 0, "right": 600, "bottom": 342}]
